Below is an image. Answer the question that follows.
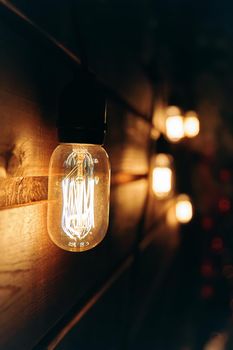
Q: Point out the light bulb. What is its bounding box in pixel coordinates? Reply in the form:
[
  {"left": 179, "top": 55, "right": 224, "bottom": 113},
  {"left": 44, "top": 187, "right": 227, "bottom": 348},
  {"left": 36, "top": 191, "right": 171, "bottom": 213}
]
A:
[
  {"left": 165, "top": 106, "right": 184, "bottom": 142},
  {"left": 152, "top": 153, "right": 174, "bottom": 198},
  {"left": 48, "top": 143, "right": 110, "bottom": 252},
  {"left": 184, "top": 111, "right": 200, "bottom": 138},
  {"left": 175, "top": 194, "right": 193, "bottom": 223}
]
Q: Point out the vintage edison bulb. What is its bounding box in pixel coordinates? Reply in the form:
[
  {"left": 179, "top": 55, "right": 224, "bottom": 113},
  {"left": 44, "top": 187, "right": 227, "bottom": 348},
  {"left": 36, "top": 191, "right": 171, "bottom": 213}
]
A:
[
  {"left": 184, "top": 111, "right": 200, "bottom": 138},
  {"left": 175, "top": 194, "right": 193, "bottom": 223},
  {"left": 165, "top": 106, "right": 184, "bottom": 142},
  {"left": 48, "top": 144, "right": 110, "bottom": 252},
  {"left": 152, "top": 153, "right": 174, "bottom": 199}
]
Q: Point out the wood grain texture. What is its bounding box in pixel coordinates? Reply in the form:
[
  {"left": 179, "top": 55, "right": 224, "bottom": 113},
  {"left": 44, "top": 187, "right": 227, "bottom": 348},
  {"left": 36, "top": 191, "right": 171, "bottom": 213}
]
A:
[
  {"left": 56, "top": 270, "right": 131, "bottom": 350},
  {"left": 40, "top": 216, "right": 178, "bottom": 350},
  {"left": 0, "top": 90, "right": 57, "bottom": 178},
  {"left": 0, "top": 90, "right": 151, "bottom": 209},
  {"left": 0, "top": 174, "right": 147, "bottom": 209},
  {"left": 106, "top": 102, "right": 151, "bottom": 175},
  {"left": 0, "top": 176, "right": 48, "bottom": 208},
  {"left": 0, "top": 6, "right": 178, "bottom": 350},
  {"left": 0, "top": 177, "right": 148, "bottom": 349},
  {"left": 42, "top": 260, "right": 133, "bottom": 350}
]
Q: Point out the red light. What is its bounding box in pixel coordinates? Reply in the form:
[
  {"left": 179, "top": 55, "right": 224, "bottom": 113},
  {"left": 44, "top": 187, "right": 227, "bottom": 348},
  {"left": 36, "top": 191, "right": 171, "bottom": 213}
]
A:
[
  {"left": 218, "top": 198, "right": 231, "bottom": 213},
  {"left": 219, "top": 169, "right": 231, "bottom": 182},
  {"left": 201, "top": 262, "right": 214, "bottom": 277},
  {"left": 211, "top": 237, "right": 224, "bottom": 253},
  {"left": 202, "top": 217, "right": 213, "bottom": 231},
  {"left": 201, "top": 285, "right": 214, "bottom": 299}
]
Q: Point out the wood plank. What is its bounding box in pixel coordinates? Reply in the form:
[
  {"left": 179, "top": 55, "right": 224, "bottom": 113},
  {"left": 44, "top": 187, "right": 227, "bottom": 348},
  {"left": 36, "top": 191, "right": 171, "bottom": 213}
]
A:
[
  {"left": 0, "top": 174, "right": 148, "bottom": 209},
  {"left": 0, "top": 89, "right": 152, "bottom": 208},
  {"left": 37, "top": 211, "right": 178, "bottom": 349},
  {"left": 0, "top": 90, "right": 57, "bottom": 177},
  {"left": 0, "top": 176, "right": 47, "bottom": 207},
  {"left": 106, "top": 102, "right": 151, "bottom": 175},
  {"left": 0, "top": 0, "right": 82, "bottom": 67},
  {"left": 0, "top": 16, "right": 151, "bottom": 192},
  {"left": 0, "top": 91, "right": 151, "bottom": 209},
  {"left": 110, "top": 179, "right": 148, "bottom": 257},
  {"left": 55, "top": 270, "right": 131, "bottom": 350},
  {"left": 0, "top": 10, "right": 155, "bottom": 349},
  {"left": 0, "top": 178, "right": 148, "bottom": 349},
  {"left": 1, "top": 0, "right": 153, "bottom": 118},
  {"left": 39, "top": 260, "right": 133, "bottom": 350}
]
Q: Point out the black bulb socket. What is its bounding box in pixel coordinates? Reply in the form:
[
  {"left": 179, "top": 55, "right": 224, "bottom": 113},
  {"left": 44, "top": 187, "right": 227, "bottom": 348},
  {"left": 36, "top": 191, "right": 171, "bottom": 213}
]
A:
[{"left": 57, "top": 70, "right": 106, "bottom": 145}]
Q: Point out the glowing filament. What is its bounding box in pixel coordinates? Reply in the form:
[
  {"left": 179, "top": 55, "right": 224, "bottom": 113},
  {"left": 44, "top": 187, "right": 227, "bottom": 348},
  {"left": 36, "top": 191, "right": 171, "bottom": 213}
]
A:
[{"left": 61, "top": 151, "right": 94, "bottom": 240}]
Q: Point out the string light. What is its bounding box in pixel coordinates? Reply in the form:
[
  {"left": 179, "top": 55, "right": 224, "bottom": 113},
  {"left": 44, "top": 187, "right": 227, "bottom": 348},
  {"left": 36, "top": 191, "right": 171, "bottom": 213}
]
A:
[
  {"left": 152, "top": 153, "right": 174, "bottom": 199},
  {"left": 47, "top": 73, "right": 110, "bottom": 252},
  {"left": 184, "top": 111, "right": 200, "bottom": 138},
  {"left": 165, "top": 106, "right": 185, "bottom": 142},
  {"left": 48, "top": 144, "right": 110, "bottom": 252},
  {"left": 175, "top": 194, "right": 193, "bottom": 223}
]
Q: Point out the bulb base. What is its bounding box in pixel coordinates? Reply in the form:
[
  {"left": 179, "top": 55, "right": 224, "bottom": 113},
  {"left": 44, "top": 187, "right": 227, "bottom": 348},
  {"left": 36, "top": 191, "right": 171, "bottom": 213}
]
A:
[
  {"left": 58, "top": 127, "right": 106, "bottom": 145},
  {"left": 57, "top": 70, "right": 106, "bottom": 145}
]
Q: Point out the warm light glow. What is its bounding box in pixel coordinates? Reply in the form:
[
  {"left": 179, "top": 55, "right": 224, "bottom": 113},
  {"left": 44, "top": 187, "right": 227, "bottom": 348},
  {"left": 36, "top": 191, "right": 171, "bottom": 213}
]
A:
[
  {"left": 150, "top": 127, "right": 161, "bottom": 140},
  {"left": 184, "top": 111, "right": 200, "bottom": 138},
  {"left": 61, "top": 151, "right": 95, "bottom": 240},
  {"left": 152, "top": 153, "right": 173, "bottom": 198},
  {"left": 153, "top": 168, "right": 172, "bottom": 197},
  {"left": 48, "top": 144, "right": 110, "bottom": 252},
  {"left": 175, "top": 194, "right": 193, "bottom": 223},
  {"left": 165, "top": 106, "right": 184, "bottom": 142},
  {"left": 166, "top": 106, "right": 181, "bottom": 116},
  {"left": 0, "top": 156, "right": 7, "bottom": 178}
]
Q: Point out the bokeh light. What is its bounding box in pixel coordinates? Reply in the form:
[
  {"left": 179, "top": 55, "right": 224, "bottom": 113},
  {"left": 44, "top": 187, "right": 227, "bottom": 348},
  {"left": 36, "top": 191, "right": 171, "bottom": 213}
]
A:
[
  {"left": 165, "top": 106, "right": 184, "bottom": 142},
  {"left": 184, "top": 111, "right": 200, "bottom": 138},
  {"left": 152, "top": 153, "right": 173, "bottom": 198},
  {"left": 175, "top": 194, "right": 193, "bottom": 223}
]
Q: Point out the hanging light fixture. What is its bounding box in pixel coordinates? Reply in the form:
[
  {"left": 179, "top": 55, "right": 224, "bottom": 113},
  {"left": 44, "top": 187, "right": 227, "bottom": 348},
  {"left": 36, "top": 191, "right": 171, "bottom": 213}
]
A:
[
  {"left": 152, "top": 153, "right": 174, "bottom": 199},
  {"left": 47, "top": 72, "right": 110, "bottom": 252},
  {"left": 165, "top": 106, "right": 185, "bottom": 142},
  {"left": 175, "top": 194, "right": 193, "bottom": 223},
  {"left": 151, "top": 135, "right": 174, "bottom": 199},
  {"left": 184, "top": 111, "right": 200, "bottom": 138}
]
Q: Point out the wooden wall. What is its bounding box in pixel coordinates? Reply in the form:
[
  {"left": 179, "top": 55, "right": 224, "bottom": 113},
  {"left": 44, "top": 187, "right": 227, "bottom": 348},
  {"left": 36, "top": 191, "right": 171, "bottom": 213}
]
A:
[{"left": 0, "top": 2, "right": 179, "bottom": 349}]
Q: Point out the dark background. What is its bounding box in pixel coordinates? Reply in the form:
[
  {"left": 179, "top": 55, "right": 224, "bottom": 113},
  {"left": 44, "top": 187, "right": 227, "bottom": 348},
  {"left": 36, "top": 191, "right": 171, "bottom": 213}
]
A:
[{"left": 0, "top": 1, "right": 233, "bottom": 349}]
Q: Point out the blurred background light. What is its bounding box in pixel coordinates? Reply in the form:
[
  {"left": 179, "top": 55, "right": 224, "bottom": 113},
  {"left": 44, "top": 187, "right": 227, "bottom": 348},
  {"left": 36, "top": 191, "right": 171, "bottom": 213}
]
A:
[
  {"left": 165, "top": 106, "right": 184, "bottom": 142},
  {"left": 152, "top": 153, "right": 174, "bottom": 198},
  {"left": 175, "top": 194, "right": 193, "bottom": 223},
  {"left": 184, "top": 111, "right": 200, "bottom": 138},
  {"left": 218, "top": 198, "right": 231, "bottom": 213}
]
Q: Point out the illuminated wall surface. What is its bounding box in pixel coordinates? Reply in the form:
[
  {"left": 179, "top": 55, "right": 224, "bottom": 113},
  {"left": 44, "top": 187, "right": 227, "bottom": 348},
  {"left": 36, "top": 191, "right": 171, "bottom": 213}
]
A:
[{"left": 0, "top": 1, "right": 233, "bottom": 349}]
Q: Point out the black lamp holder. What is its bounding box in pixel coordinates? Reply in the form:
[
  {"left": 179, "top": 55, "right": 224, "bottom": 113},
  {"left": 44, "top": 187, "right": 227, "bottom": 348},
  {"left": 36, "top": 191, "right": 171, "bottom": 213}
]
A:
[{"left": 58, "top": 70, "right": 106, "bottom": 145}]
